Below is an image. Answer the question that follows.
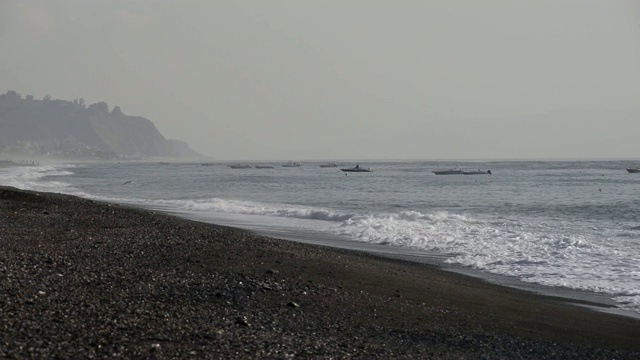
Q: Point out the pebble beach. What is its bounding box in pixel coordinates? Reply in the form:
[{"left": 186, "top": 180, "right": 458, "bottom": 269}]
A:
[{"left": 1, "top": 186, "right": 639, "bottom": 359}]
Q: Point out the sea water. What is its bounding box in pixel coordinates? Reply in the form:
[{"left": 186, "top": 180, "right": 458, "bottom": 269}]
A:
[{"left": 2, "top": 159, "right": 639, "bottom": 315}]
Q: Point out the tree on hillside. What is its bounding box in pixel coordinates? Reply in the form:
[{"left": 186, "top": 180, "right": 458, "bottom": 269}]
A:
[
  {"left": 6, "top": 90, "right": 21, "bottom": 100},
  {"left": 88, "top": 102, "right": 109, "bottom": 113}
]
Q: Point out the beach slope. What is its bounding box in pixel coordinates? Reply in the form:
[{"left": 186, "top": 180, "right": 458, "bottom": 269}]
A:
[{"left": 1, "top": 186, "right": 639, "bottom": 359}]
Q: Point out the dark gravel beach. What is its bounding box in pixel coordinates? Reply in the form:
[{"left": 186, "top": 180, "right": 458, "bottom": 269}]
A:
[{"left": 1, "top": 186, "right": 639, "bottom": 359}]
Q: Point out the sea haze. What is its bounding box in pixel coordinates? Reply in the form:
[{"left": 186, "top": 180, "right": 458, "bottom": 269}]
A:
[{"left": 2, "top": 159, "right": 640, "bottom": 316}]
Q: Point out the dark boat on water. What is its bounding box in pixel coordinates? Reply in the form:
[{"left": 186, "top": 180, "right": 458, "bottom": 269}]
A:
[
  {"left": 341, "top": 165, "right": 372, "bottom": 172},
  {"left": 626, "top": 168, "right": 640, "bottom": 173},
  {"left": 432, "top": 169, "right": 463, "bottom": 175},
  {"left": 462, "top": 170, "right": 492, "bottom": 175}
]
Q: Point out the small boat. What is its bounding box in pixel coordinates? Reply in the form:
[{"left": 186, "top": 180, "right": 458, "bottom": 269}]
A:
[
  {"left": 228, "top": 165, "right": 252, "bottom": 169},
  {"left": 200, "top": 163, "right": 215, "bottom": 166},
  {"left": 282, "top": 161, "right": 301, "bottom": 167},
  {"left": 626, "top": 168, "right": 640, "bottom": 173},
  {"left": 341, "top": 165, "right": 372, "bottom": 172},
  {"left": 255, "top": 165, "right": 274, "bottom": 169},
  {"left": 320, "top": 162, "right": 338, "bottom": 168},
  {"left": 462, "top": 170, "right": 492, "bottom": 175},
  {"left": 432, "top": 169, "right": 463, "bottom": 175}
]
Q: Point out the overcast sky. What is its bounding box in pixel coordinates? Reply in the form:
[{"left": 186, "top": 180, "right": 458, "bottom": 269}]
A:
[{"left": 1, "top": 0, "right": 640, "bottom": 160}]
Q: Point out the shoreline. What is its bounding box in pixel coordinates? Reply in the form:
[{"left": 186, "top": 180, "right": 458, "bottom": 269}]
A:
[
  {"left": 2, "top": 186, "right": 640, "bottom": 358},
  {"left": 167, "top": 209, "right": 640, "bottom": 320}
]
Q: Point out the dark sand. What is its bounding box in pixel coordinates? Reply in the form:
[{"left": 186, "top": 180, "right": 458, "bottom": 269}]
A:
[{"left": 1, "top": 186, "right": 639, "bottom": 359}]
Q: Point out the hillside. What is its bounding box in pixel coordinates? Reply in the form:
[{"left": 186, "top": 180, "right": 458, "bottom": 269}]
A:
[{"left": 0, "top": 91, "right": 203, "bottom": 159}]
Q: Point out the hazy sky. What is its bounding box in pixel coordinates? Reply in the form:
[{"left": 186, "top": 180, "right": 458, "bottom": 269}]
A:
[{"left": 2, "top": 0, "right": 640, "bottom": 160}]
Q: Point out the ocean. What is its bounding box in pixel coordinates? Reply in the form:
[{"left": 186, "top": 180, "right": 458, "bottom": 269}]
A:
[{"left": 2, "top": 159, "right": 639, "bottom": 316}]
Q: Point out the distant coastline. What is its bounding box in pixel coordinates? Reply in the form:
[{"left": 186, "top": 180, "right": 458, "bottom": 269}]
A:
[{"left": 0, "top": 90, "right": 203, "bottom": 160}]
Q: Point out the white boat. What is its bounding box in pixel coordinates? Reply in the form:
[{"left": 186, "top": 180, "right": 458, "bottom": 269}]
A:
[
  {"left": 255, "top": 165, "right": 274, "bottom": 169},
  {"left": 626, "top": 168, "right": 640, "bottom": 173},
  {"left": 228, "top": 165, "right": 251, "bottom": 169},
  {"left": 319, "top": 162, "right": 338, "bottom": 168},
  {"left": 432, "top": 169, "right": 463, "bottom": 175},
  {"left": 462, "top": 170, "right": 492, "bottom": 175},
  {"left": 340, "top": 165, "right": 372, "bottom": 172},
  {"left": 282, "top": 161, "right": 301, "bottom": 167}
]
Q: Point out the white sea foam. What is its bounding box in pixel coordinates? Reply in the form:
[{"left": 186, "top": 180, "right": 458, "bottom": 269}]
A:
[
  {"left": 1, "top": 165, "right": 75, "bottom": 192},
  {"left": 0, "top": 164, "right": 103, "bottom": 204},
  {"left": 332, "top": 208, "right": 640, "bottom": 311},
  {"left": 152, "top": 198, "right": 356, "bottom": 222}
]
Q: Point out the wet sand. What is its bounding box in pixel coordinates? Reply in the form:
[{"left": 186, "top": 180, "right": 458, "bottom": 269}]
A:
[{"left": 1, "top": 186, "right": 639, "bottom": 359}]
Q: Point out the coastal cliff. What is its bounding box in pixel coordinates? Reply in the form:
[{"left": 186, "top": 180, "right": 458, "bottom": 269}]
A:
[{"left": 0, "top": 90, "right": 202, "bottom": 159}]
